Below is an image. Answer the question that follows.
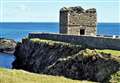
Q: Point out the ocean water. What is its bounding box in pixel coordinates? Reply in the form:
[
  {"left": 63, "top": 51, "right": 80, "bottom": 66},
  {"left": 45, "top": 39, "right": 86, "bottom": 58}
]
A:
[
  {"left": 0, "top": 53, "right": 15, "bottom": 68},
  {"left": 0, "top": 22, "right": 59, "bottom": 41},
  {"left": 0, "top": 22, "right": 120, "bottom": 68},
  {"left": 0, "top": 23, "right": 120, "bottom": 41}
]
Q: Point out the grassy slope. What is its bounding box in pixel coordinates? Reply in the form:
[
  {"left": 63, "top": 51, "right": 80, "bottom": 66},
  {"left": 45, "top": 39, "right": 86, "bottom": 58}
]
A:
[
  {"left": 0, "top": 68, "right": 94, "bottom": 83},
  {"left": 30, "top": 38, "right": 82, "bottom": 47},
  {"left": 97, "top": 49, "right": 120, "bottom": 57},
  {"left": 90, "top": 49, "right": 120, "bottom": 63}
]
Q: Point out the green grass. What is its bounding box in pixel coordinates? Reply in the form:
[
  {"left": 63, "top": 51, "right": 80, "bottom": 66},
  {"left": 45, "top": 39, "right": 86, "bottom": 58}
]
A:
[
  {"left": 30, "top": 38, "right": 82, "bottom": 47},
  {"left": 96, "top": 49, "right": 120, "bottom": 56},
  {"left": 30, "top": 38, "right": 71, "bottom": 45},
  {"left": 96, "top": 49, "right": 120, "bottom": 62},
  {"left": 0, "top": 68, "right": 94, "bottom": 83},
  {"left": 110, "top": 71, "right": 120, "bottom": 83}
]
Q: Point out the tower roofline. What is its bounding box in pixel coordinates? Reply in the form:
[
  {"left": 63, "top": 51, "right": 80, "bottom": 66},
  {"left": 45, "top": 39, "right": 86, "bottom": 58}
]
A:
[{"left": 60, "top": 6, "right": 96, "bottom": 14}]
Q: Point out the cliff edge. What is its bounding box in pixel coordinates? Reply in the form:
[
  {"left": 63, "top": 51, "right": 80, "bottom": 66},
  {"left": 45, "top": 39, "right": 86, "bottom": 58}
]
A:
[{"left": 13, "top": 38, "right": 120, "bottom": 82}]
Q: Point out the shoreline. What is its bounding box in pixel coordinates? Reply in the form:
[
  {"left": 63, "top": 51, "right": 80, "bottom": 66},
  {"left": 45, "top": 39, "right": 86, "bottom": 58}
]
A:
[{"left": 0, "top": 52, "right": 14, "bottom": 55}]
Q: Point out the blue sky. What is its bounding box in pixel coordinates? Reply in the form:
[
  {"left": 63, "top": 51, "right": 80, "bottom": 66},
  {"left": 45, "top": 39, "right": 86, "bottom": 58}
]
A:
[{"left": 0, "top": 0, "right": 120, "bottom": 22}]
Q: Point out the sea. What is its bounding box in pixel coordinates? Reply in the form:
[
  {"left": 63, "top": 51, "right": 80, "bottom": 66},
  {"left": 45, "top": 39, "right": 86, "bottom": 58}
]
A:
[{"left": 0, "top": 22, "right": 120, "bottom": 68}]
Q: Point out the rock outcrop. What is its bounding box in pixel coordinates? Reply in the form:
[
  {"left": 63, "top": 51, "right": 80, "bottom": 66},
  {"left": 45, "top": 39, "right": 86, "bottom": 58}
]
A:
[
  {"left": 13, "top": 38, "right": 120, "bottom": 82},
  {"left": 43, "top": 50, "right": 120, "bottom": 82},
  {"left": 13, "top": 39, "right": 82, "bottom": 72},
  {"left": 0, "top": 38, "right": 16, "bottom": 54}
]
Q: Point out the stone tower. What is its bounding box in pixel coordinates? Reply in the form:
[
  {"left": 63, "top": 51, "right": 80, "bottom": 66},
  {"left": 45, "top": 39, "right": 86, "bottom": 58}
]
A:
[{"left": 60, "top": 6, "right": 97, "bottom": 36}]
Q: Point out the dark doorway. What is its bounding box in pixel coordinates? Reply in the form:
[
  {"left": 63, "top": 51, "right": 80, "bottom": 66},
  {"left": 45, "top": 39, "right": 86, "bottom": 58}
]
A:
[{"left": 80, "top": 29, "right": 85, "bottom": 35}]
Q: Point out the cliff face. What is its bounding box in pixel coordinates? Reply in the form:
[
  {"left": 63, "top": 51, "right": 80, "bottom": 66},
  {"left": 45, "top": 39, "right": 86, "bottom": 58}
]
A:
[
  {"left": 13, "top": 38, "right": 120, "bottom": 82},
  {"left": 13, "top": 39, "right": 82, "bottom": 72}
]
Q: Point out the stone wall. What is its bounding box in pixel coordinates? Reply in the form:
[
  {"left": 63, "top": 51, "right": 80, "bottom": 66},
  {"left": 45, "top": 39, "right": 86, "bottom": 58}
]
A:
[
  {"left": 68, "top": 12, "right": 96, "bottom": 26},
  {"left": 59, "top": 11, "right": 68, "bottom": 34},
  {"left": 29, "top": 33, "right": 120, "bottom": 50},
  {"left": 60, "top": 6, "right": 97, "bottom": 36}
]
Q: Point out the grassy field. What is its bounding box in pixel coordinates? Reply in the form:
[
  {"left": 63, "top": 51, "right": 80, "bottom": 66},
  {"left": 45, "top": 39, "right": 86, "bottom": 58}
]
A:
[
  {"left": 97, "top": 49, "right": 120, "bottom": 57},
  {"left": 0, "top": 68, "right": 94, "bottom": 83}
]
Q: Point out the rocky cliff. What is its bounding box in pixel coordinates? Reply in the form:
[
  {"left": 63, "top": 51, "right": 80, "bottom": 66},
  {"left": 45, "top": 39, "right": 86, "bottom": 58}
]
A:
[{"left": 13, "top": 38, "right": 120, "bottom": 82}]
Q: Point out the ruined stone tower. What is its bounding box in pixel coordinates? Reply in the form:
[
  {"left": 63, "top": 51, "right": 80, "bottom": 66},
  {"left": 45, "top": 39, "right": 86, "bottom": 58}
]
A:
[{"left": 60, "top": 6, "right": 97, "bottom": 36}]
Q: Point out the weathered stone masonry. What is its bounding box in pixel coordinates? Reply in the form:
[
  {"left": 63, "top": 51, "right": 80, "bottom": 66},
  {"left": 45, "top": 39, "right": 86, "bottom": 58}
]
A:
[
  {"left": 60, "top": 6, "right": 97, "bottom": 36},
  {"left": 29, "top": 33, "right": 120, "bottom": 50}
]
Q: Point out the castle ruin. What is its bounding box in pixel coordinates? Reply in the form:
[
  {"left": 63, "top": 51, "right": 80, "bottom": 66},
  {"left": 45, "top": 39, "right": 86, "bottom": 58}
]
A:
[
  {"left": 60, "top": 6, "right": 97, "bottom": 36},
  {"left": 28, "top": 6, "right": 120, "bottom": 50}
]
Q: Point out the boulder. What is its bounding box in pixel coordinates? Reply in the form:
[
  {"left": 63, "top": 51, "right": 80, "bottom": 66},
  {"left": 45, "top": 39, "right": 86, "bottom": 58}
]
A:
[{"left": 0, "top": 38, "right": 16, "bottom": 54}]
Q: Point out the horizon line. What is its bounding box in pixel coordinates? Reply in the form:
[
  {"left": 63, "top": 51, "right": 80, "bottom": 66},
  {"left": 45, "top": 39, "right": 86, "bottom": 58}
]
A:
[{"left": 0, "top": 22, "right": 120, "bottom": 23}]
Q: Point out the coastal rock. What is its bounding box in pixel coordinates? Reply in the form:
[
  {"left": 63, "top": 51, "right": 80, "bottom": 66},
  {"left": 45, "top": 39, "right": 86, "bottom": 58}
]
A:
[
  {"left": 43, "top": 49, "right": 120, "bottom": 82},
  {"left": 0, "top": 38, "right": 16, "bottom": 54},
  {"left": 13, "top": 39, "right": 82, "bottom": 72},
  {"left": 13, "top": 39, "right": 120, "bottom": 82}
]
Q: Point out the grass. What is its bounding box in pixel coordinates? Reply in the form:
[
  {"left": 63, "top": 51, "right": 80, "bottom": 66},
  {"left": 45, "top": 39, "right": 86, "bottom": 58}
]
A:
[
  {"left": 110, "top": 71, "right": 120, "bottom": 83},
  {"left": 30, "top": 38, "right": 82, "bottom": 48},
  {"left": 0, "top": 68, "right": 94, "bottom": 83},
  {"left": 96, "top": 49, "right": 120, "bottom": 62},
  {"left": 30, "top": 38, "right": 71, "bottom": 45},
  {"left": 96, "top": 49, "right": 120, "bottom": 56}
]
